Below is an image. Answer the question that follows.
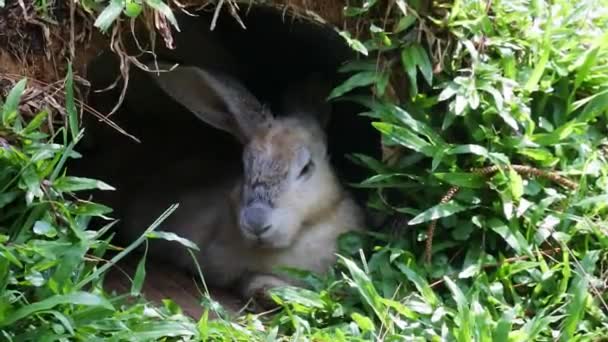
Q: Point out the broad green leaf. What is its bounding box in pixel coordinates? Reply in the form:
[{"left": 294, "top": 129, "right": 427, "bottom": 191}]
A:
[
  {"left": 508, "top": 168, "right": 524, "bottom": 200},
  {"left": 531, "top": 121, "right": 582, "bottom": 146},
  {"left": 338, "top": 31, "right": 369, "bottom": 55},
  {"left": 438, "top": 82, "right": 458, "bottom": 101},
  {"left": 338, "top": 256, "right": 385, "bottom": 322},
  {"left": 395, "top": 15, "right": 416, "bottom": 32},
  {"left": 2, "top": 78, "right": 27, "bottom": 126},
  {"left": 447, "top": 144, "right": 489, "bottom": 158},
  {"left": 517, "top": 148, "right": 557, "bottom": 164},
  {"left": 390, "top": 105, "right": 446, "bottom": 146},
  {"left": 573, "top": 32, "right": 608, "bottom": 89},
  {"left": 271, "top": 286, "right": 324, "bottom": 309},
  {"left": 396, "top": 264, "right": 439, "bottom": 306},
  {"left": 351, "top": 313, "right": 375, "bottom": 332},
  {"left": 125, "top": 0, "right": 143, "bottom": 17},
  {"left": 70, "top": 201, "right": 113, "bottom": 217},
  {"left": 494, "top": 307, "right": 516, "bottom": 342},
  {"left": 560, "top": 273, "right": 589, "bottom": 340},
  {"left": 23, "top": 110, "right": 48, "bottom": 134},
  {"left": 408, "top": 201, "right": 474, "bottom": 225},
  {"left": 65, "top": 64, "right": 79, "bottom": 141},
  {"left": 578, "top": 89, "right": 608, "bottom": 122},
  {"left": 1, "top": 292, "right": 114, "bottom": 327},
  {"left": 147, "top": 231, "right": 200, "bottom": 251},
  {"left": 54, "top": 176, "right": 115, "bottom": 192},
  {"left": 113, "top": 321, "right": 197, "bottom": 340},
  {"left": 487, "top": 218, "right": 531, "bottom": 256},
  {"left": 32, "top": 220, "right": 57, "bottom": 237},
  {"left": 131, "top": 244, "right": 148, "bottom": 296},
  {"left": 434, "top": 172, "right": 486, "bottom": 188},
  {"left": 401, "top": 43, "right": 433, "bottom": 97},
  {"left": 444, "top": 277, "right": 471, "bottom": 341},
  {"left": 329, "top": 71, "right": 377, "bottom": 99},
  {"left": 0, "top": 191, "right": 19, "bottom": 209},
  {"left": 379, "top": 298, "right": 418, "bottom": 319},
  {"left": 94, "top": 0, "right": 124, "bottom": 32},
  {"left": 372, "top": 122, "right": 435, "bottom": 156},
  {"left": 76, "top": 204, "right": 178, "bottom": 289},
  {"left": 574, "top": 194, "right": 608, "bottom": 208},
  {"left": 525, "top": 15, "right": 552, "bottom": 92}
]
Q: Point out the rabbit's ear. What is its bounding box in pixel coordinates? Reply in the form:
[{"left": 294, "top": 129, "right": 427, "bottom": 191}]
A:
[
  {"left": 281, "top": 73, "right": 332, "bottom": 129},
  {"left": 147, "top": 62, "right": 271, "bottom": 143}
]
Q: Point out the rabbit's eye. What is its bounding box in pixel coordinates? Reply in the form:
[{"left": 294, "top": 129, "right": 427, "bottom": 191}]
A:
[{"left": 298, "top": 160, "right": 314, "bottom": 179}]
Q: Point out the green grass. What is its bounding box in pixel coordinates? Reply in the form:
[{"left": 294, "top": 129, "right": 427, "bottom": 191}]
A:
[{"left": 1, "top": 0, "right": 608, "bottom": 340}]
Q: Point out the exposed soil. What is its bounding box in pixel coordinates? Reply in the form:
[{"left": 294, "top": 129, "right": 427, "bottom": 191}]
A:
[
  {"left": 0, "top": 0, "right": 96, "bottom": 84},
  {"left": 104, "top": 254, "right": 245, "bottom": 318}
]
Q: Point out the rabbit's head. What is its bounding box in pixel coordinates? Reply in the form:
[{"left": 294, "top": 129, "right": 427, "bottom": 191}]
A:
[{"left": 149, "top": 63, "right": 341, "bottom": 248}]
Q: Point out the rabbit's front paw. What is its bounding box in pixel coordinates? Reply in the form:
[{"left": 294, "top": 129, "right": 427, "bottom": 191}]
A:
[{"left": 243, "top": 274, "right": 289, "bottom": 310}]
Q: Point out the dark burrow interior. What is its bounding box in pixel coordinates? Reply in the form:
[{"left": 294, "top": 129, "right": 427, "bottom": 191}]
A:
[{"left": 73, "top": 5, "right": 381, "bottom": 316}]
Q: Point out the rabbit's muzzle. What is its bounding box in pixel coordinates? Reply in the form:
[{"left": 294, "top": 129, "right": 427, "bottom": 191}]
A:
[{"left": 240, "top": 204, "right": 273, "bottom": 237}]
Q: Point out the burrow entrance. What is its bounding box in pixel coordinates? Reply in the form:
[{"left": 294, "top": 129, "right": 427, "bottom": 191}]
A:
[{"left": 74, "top": 5, "right": 381, "bottom": 317}]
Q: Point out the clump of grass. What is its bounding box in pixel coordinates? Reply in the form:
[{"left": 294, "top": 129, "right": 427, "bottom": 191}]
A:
[{"left": 1, "top": 0, "right": 608, "bottom": 341}]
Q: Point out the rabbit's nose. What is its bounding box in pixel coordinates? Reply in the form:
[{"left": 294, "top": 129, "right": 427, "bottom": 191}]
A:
[{"left": 242, "top": 205, "right": 272, "bottom": 236}]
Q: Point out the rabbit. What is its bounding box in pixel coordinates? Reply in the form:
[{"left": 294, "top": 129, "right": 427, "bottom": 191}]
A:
[{"left": 116, "top": 61, "right": 365, "bottom": 305}]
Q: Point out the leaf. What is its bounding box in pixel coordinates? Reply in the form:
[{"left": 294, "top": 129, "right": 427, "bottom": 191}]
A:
[
  {"left": 396, "top": 264, "right": 439, "bottom": 306},
  {"left": 131, "top": 244, "right": 148, "bottom": 296},
  {"left": 573, "top": 32, "right": 608, "bottom": 89},
  {"left": 455, "top": 94, "right": 467, "bottom": 115},
  {"left": 271, "top": 287, "right": 325, "bottom": 309},
  {"left": 23, "top": 110, "right": 48, "bottom": 134},
  {"left": 65, "top": 64, "right": 79, "bottom": 141},
  {"left": 577, "top": 89, "right": 608, "bottom": 122},
  {"left": 524, "top": 19, "right": 552, "bottom": 92},
  {"left": 560, "top": 273, "right": 588, "bottom": 340},
  {"left": 54, "top": 176, "right": 115, "bottom": 192},
  {"left": 395, "top": 15, "right": 416, "bottom": 32},
  {"left": 328, "top": 71, "right": 377, "bottom": 99},
  {"left": 380, "top": 298, "right": 418, "bottom": 319},
  {"left": 338, "top": 31, "right": 369, "bottom": 56},
  {"left": 124, "top": 0, "right": 143, "bottom": 17},
  {"left": 70, "top": 201, "right": 113, "bottom": 217},
  {"left": 338, "top": 256, "right": 385, "bottom": 321},
  {"left": 94, "top": 0, "right": 124, "bottom": 32},
  {"left": 408, "top": 201, "right": 474, "bottom": 225},
  {"left": 531, "top": 121, "right": 581, "bottom": 146},
  {"left": 447, "top": 144, "right": 489, "bottom": 158},
  {"left": 443, "top": 276, "right": 471, "bottom": 340},
  {"left": 508, "top": 168, "right": 524, "bottom": 201},
  {"left": 438, "top": 82, "right": 458, "bottom": 101},
  {"left": 372, "top": 122, "right": 435, "bottom": 157},
  {"left": 75, "top": 204, "right": 179, "bottom": 290},
  {"left": 2, "top": 78, "right": 27, "bottom": 126},
  {"left": 574, "top": 194, "right": 608, "bottom": 208},
  {"left": 0, "top": 191, "right": 19, "bottom": 209},
  {"left": 401, "top": 43, "right": 433, "bottom": 97},
  {"left": 433, "top": 172, "right": 486, "bottom": 188},
  {"left": 351, "top": 313, "right": 375, "bottom": 332},
  {"left": 1, "top": 292, "right": 114, "bottom": 327},
  {"left": 146, "top": 231, "right": 200, "bottom": 251},
  {"left": 144, "top": 0, "right": 179, "bottom": 30},
  {"left": 33, "top": 220, "right": 57, "bottom": 237},
  {"left": 494, "top": 307, "right": 516, "bottom": 342},
  {"left": 487, "top": 218, "right": 531, "bottom": 256},
  {"left": 390, "top": 105, "right": 446, "bottom": 146}
]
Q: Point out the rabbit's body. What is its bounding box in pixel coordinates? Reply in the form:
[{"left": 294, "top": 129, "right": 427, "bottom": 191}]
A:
[
  {"left": 106, "top": 63, "right": 364, "bottom": 303},
  {"left": 121, "top": 114, "right": 364, "bottom": 300}
]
